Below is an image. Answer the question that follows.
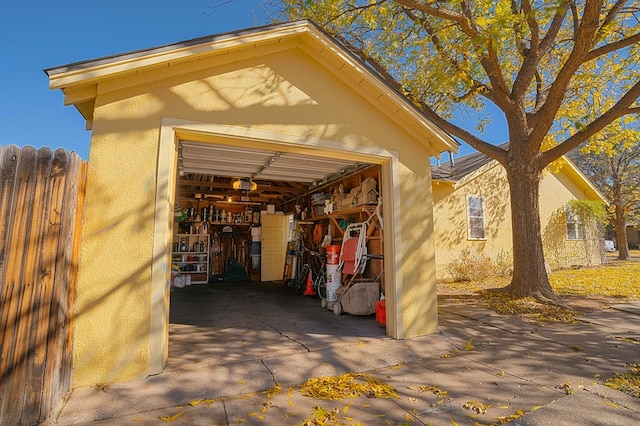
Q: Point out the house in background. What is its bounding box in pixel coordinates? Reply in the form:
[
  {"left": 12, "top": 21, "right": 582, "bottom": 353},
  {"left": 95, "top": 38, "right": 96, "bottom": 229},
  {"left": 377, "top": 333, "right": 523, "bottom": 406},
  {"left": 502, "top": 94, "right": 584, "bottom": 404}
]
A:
[{"left": 431, "top": 148, "right": 608, "bottom": 280}]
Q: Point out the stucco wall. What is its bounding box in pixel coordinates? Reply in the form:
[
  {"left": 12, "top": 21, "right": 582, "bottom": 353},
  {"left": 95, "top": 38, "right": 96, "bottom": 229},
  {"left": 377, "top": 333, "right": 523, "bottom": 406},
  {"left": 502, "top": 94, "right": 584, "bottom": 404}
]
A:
[
  {"left": 72, "top": 47, "right": 439, "bottom": 385},
  {"left": 397, "top": 164, "right": 438, "bottom": 337}
]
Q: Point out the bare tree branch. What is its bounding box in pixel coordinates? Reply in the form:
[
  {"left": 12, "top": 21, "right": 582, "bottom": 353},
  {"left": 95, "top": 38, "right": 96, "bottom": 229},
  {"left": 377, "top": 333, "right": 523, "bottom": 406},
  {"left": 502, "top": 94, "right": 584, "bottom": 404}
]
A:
[
  {"left": 585, "top": 32, "right": 640, "bottom": 61},
  {"left": 597, "top": 0, "right": 628, "bottom": 41},
  {"left": 513, "top": 1, "right": 570, "bottom": 109}
]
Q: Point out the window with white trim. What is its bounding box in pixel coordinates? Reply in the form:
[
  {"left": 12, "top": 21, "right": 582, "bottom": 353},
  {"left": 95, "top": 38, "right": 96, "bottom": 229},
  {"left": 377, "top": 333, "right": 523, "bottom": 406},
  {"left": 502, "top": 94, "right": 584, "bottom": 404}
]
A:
[
  {"left": 467, "top": 195, "right": 486, "bottom": 239},
  {"left": 565, "top": 209, "right": 585, "bottom": 240}
]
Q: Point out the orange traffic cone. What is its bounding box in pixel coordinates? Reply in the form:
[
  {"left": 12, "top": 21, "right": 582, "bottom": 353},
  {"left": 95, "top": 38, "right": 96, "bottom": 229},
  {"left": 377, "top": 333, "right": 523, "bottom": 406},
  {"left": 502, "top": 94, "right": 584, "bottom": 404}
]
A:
[{"left": 303, "top": 271, "right": 316, "bottom": 296}]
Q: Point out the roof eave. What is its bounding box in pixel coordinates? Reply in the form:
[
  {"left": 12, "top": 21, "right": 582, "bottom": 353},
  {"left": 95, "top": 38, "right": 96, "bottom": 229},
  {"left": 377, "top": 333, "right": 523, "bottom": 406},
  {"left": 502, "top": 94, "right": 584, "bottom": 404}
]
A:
[
  {"left": 46, "top": 20, "right": 458, "bottom": 154},
  {"left": 558, "top": 157, "right": 609, "bottom": 205}
]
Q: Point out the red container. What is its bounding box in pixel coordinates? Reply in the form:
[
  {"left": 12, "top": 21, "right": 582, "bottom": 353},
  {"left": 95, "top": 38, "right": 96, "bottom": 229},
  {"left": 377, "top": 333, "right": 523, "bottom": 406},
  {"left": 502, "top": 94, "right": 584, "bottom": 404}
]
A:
[
  {"left": 376, "top": 299, "right": 386, "bottom": 326},
  {"left": 327, "top": 245, "right": 341, "bottom": 265}
]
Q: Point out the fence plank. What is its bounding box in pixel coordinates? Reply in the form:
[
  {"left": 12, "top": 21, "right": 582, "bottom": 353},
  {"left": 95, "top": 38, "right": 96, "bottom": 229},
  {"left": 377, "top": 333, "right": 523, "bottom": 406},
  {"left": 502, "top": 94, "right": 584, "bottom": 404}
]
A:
[
  {"left": 62, "top": 152, "right": 86, "bottom": 403},
  {"left": 0, "top": 145, "right": 20, "bottom": 422},
  {"left": 43, "top": 149, "right": 81, "bottom": 415},
  {"left": 0, "top": 146, "right": 38, "bottom": 424},
  {"left": 23, "top": 148, "right": 56, "bottom": 424}
]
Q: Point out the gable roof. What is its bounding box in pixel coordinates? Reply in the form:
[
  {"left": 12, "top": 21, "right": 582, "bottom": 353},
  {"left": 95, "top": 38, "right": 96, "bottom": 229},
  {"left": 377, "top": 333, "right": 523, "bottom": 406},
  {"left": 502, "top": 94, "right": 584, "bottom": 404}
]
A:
[
  {"left": 431, "top": 144, "right": 608, "bottom": 203},
  {"left": 431, "top": 148, "right": 497, "bottom": 182},
  {"left": 45, "top": 20, "right": 458, "bottom": 155}
]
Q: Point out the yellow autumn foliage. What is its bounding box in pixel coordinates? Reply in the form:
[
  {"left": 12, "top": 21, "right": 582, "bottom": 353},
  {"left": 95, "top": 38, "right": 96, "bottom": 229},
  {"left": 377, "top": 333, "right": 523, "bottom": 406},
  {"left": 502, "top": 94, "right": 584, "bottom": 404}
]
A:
[
  {"left": 604, "top": 363, "right": 640, "bottom": 398},
  {"left": 549, "top": 260, "right": 640, "bottom": 298},
  {"left": 300, "top": 373, "right": 399, "bottom": 400},
  {"left": 439, "top": 257, "right": 640, "bottom": 323}
]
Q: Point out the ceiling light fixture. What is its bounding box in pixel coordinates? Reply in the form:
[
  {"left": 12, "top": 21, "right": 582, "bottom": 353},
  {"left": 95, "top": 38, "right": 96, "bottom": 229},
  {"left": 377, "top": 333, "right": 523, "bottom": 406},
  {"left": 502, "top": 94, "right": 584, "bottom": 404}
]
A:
[{"left": 232, "top": 178, "right": 257, "bottom": 192}]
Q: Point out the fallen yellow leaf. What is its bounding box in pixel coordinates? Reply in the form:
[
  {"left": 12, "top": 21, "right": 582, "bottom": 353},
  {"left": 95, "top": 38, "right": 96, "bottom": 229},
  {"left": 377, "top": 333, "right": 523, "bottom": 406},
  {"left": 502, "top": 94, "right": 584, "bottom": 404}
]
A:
[
  {"left": 464, "top": 339, "right": 476, "bottom": 351},
  {"left": 159, "top": 412, "right": 183, "bottom": 422},
  {"left": 463, "top": 400, "right": 491, "bottom": 414},
  {"left": 615, "top": 336, "right": 640, "bottom": 344}
]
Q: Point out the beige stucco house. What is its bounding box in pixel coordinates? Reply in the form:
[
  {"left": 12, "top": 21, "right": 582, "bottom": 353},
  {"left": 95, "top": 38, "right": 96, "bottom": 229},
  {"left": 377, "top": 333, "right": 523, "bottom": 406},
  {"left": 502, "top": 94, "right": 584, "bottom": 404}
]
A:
[
  {"left": 46, "top": 20, "right": 458, "bottom": 386},
  {"left": 431, "top": 148, "right": 608, "bottom": 280}
]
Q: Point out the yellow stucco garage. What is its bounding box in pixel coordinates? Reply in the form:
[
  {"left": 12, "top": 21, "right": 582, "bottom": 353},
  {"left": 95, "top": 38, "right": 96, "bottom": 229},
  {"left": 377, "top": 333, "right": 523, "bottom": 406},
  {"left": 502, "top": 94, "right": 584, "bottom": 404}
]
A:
[{"left": 46, "top": 20, "right": 457, "bottom": 387}]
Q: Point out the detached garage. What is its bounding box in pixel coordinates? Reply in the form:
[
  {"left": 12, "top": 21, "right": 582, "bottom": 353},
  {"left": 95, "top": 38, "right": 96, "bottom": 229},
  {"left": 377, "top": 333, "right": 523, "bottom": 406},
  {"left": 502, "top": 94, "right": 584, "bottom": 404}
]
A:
[{"left": 46, "top": 20, "right": 457, "bottom": 387}]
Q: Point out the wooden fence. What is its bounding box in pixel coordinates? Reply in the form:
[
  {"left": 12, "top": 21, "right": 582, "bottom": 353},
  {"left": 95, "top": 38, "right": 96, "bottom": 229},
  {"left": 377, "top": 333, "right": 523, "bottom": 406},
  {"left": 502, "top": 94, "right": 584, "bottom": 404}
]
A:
[{"left": 0, "top": 145, "right": 87, "bottom": 425}]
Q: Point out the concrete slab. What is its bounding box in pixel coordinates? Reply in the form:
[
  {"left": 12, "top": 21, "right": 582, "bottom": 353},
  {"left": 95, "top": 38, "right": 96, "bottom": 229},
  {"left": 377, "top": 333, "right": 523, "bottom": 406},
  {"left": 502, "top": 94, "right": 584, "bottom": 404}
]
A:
[
  {"left": 55, "top": 359, "right": 279, "bottom": 424},
  {"left": 577, "top": 309, "right": 640, "bottom": 332},
  {"left": 612, "top": 300, "right": 640, "bottom": 315},
  {"left": 85, "top": 398, "right": 227, "bottom": 425},
  {"left": 513, "top": 385, "right": 640, "bottom": 425},
  {"left": 374, "top": 360, "right": 560, "bottom": 425},
  {"left": 47, "top": 283, "right": 640, "bottom": 425}
]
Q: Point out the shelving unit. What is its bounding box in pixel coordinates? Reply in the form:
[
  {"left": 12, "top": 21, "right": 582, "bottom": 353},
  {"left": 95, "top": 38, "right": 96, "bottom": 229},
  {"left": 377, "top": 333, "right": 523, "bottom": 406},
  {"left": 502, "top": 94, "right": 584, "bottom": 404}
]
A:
[
  {"left": 289, "top": 165, "right": 384, "bottom": 281},
  {"left": 172, "top": 233, "right": 210, "bottom": 284}
]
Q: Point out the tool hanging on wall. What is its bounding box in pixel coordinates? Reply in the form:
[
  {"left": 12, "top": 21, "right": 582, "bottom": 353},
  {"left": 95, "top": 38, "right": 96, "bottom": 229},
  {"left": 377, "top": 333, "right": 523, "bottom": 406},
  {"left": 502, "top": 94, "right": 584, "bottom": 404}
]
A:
[{"left": 313, "top": 224, "right": 324, "bottom": 245}]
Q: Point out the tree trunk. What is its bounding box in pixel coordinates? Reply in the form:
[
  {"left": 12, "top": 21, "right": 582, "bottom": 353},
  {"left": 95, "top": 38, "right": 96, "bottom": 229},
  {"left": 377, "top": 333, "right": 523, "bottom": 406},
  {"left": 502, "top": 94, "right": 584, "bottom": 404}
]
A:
[
  {"left": 502, "top": 164, "right": 556, "bottom": 300},
  {"left": 613, "top": 201, "right": 630, "bottom": 260}
]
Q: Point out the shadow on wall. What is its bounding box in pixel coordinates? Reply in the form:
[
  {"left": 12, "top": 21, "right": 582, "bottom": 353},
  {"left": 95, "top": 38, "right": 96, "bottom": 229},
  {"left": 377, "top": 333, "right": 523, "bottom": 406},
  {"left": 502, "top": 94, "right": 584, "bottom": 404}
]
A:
[
  {"left": 542, "top": 208, "right": 604, "bottom": 270},
  {"left": 433, "top": 162, "right": 510, "bottom": 274}
]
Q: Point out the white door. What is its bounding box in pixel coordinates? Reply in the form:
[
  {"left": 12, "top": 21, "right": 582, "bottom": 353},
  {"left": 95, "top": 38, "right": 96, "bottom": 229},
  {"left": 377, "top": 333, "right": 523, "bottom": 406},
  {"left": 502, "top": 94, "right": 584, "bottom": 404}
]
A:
[{"left": 261, "top": 215, "right": 288, "bottom": 281}]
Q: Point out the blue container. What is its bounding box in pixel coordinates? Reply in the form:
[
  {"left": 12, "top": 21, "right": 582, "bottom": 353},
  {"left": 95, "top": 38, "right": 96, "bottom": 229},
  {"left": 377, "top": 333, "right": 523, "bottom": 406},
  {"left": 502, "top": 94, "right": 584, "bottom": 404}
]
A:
[{"left": 251, "top": 242, "right": 261, "bottom": 254}]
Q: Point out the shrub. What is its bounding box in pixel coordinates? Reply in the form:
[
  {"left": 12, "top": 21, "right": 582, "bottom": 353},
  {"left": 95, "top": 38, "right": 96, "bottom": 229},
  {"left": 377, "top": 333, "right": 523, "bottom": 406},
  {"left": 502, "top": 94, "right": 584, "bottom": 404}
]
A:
[
  {"left": 494, "top": 249, "right": 513, "bottom": 277},
  {"left": 446, "top": 249, "right": 495, "bottom": 283}
]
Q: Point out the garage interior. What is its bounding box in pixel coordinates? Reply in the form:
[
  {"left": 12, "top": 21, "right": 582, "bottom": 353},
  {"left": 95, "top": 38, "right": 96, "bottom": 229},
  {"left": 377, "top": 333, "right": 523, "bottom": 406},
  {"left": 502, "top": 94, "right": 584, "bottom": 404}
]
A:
[
  {"left": 172, "top": 139, "right": 384, "bottom": 296},
  {"left": 168, "top": 139, "right": 388, "bottom": 367}
]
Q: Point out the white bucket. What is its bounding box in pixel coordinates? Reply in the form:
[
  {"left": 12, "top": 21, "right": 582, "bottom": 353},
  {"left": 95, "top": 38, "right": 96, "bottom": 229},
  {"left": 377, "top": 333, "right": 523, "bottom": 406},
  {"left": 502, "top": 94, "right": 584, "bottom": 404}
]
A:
[
  {"left": 326, "top": 264, "right": 342, "bottom": 302},
  {"left": 250, "top": 254, "right": 261, "bottom": 270}
]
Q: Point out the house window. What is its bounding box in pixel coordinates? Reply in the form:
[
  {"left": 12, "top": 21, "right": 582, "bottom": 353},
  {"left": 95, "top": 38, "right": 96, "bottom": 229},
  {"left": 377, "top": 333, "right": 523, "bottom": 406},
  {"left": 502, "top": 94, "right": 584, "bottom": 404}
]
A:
[
  {"left": 566, "top": 209, "right": 585, "bottom": 240},
  {"left": 467, "top": 195, "right": 486, "bottom": 239}
]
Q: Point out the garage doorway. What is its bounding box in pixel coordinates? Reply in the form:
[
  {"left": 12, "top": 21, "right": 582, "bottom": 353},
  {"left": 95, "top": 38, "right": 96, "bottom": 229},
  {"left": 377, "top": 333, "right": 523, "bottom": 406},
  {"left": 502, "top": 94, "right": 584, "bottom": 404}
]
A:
[{"left": 151, "top": 120, "right": 402, "bottom": 374}]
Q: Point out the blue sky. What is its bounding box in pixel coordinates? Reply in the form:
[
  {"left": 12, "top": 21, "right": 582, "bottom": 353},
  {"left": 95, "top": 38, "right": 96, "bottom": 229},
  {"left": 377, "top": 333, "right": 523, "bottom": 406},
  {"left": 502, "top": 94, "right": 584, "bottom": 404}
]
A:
[{"left": 1, "top": 0, "right": 505, "bottom": 160}]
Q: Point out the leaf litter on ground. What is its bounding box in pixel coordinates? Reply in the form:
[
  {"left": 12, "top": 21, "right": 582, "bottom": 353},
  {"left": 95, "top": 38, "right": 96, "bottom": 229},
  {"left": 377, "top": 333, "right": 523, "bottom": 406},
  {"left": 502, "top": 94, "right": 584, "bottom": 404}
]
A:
[{"left": 438, "top": 259, "right": 640, "bottom": 323}]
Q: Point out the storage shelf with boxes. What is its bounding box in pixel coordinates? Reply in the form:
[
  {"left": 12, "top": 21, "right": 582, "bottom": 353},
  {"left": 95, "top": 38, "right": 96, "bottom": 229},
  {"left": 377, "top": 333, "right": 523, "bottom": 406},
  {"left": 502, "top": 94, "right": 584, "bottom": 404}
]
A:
[{"left": 284, "top": 165, "right": 384, "bottom": 316}]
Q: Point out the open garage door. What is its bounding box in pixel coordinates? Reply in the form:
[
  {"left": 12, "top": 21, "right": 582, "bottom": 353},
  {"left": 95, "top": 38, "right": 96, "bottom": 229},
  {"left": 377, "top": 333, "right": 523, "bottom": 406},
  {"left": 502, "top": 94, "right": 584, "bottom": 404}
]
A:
[{"left": 167, "top": 137, "right": 389, "bottom": 370}]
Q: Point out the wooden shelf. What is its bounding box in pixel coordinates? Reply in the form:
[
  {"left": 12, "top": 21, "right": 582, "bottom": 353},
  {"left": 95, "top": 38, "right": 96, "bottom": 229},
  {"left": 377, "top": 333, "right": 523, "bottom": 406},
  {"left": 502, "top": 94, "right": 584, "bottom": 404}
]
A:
[{"left": 307, "top": 205, "right": 378, "bottom": 222}]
